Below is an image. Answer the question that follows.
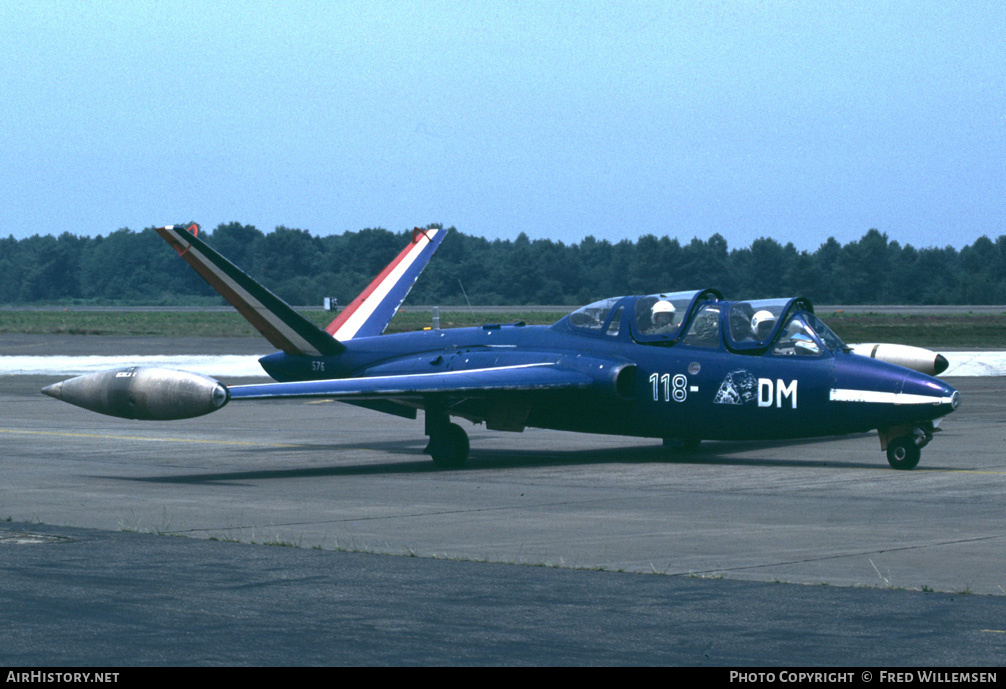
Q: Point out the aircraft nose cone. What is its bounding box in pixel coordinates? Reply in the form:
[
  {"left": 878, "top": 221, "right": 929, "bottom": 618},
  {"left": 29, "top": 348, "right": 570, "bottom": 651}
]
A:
[
  {"left": 901, "top": 370, "right": 959, "bottom": 414},
  {"left": 41, "top": 381, "right": 63, "bottom": 400}
]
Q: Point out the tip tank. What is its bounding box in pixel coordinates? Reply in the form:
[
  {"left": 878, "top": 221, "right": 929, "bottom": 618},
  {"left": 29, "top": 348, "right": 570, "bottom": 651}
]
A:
[
  {"left": 41, "top": 367, "right": 229, "bottom": 420},
  {"left": 849, "top": 343, "right": 949, "bottom": 376}
]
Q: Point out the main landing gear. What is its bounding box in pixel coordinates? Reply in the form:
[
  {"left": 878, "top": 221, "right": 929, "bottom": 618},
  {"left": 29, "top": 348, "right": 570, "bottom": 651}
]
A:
[
  {"left": 425, "top": 413, "right": 470, "bottom": 469},
  {"left": 881, "top": 424, "right": 934, "bottom": 471}
]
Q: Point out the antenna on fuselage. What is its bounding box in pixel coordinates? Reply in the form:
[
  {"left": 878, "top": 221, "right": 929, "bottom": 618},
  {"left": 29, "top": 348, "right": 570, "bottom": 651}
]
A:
[{"left": 458, "top": 278, "right": 479, "bottom": 326}]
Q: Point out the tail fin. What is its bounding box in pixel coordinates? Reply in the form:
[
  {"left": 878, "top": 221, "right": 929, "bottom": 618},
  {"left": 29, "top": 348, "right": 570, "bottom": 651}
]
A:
[
  {"left": 157, "top": 224, "right": 345, "bottom": 357},
  {"left": 325, "top": 227, "right": 447, "bottom": 340}
]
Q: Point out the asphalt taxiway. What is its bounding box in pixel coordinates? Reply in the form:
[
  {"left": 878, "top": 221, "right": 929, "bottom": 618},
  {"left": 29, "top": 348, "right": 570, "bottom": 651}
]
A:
[{"left": 1, "top": 336, "right": 1004, "bottom": 665}]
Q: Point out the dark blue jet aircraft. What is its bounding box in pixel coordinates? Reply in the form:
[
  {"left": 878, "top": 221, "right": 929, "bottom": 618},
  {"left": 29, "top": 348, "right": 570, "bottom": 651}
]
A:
[{"left": 43, "top": 225, "right": 960, "bottom": 470}]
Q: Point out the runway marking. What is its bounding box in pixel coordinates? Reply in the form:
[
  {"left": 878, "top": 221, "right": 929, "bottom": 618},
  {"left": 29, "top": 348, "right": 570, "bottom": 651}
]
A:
[
  {"left": 929, "top": 469, "right": 1006, "bottom": 475},
  {"left": 0, "top": 428, "right": 300, "bottom": 447}
]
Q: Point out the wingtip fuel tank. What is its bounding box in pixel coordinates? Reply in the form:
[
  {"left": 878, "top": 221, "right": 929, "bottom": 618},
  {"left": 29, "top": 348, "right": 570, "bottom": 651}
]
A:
[
  {"left": 849, "top": 343, "right": 950, "bottom": 376},
  {"left": 41, "top": 367, "right": 229, "bottom": 420}
]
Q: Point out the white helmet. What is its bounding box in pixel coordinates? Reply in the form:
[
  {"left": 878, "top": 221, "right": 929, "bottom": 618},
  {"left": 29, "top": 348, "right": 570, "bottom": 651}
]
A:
[
  {"left": 751, "top": 310, "right": 776, "bottom": 337},
  {"left": 651, "top": 300, "right": 676, "bottom": 324}
]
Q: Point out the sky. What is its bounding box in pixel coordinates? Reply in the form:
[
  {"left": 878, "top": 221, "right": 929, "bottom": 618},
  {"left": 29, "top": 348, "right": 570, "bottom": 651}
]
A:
[{"left": 1, "top": 1, "right": 1003, "bottom": 251}]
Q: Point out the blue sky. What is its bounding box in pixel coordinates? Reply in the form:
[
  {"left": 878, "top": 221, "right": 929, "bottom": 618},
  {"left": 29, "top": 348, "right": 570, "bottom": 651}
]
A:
[{"left": 2, "top": 1, "right": 1002, "bottom": 250}]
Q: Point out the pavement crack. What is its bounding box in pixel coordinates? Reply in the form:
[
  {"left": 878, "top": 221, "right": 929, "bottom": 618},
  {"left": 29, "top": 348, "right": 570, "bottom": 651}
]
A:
[{"left": 680, "top": 533, "right": 1005, "bottom": 576}]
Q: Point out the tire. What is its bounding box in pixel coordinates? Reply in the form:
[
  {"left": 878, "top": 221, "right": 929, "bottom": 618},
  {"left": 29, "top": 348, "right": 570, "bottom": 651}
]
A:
[
  {"left": 430, "top": 422, "right": 470, "bottom": 469},
  {"left": 886, "top": 436, "right": 921, "bottom": 470}
]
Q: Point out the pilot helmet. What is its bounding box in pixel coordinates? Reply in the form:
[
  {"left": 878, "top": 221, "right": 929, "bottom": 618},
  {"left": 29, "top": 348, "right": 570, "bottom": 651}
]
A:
[
  {"left": 651, "top": 300, "right": 676, "bottom": 325},
  {"left": 751, "top": 310, "right": 776, "bottom": 339}
]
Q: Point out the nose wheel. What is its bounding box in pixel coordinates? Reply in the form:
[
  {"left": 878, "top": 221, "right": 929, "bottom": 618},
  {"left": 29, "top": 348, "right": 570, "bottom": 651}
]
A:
[
  {"left": 886, "top": 438, "right": 921, "bottom": 470},
  {"left": 884, "top": 425, "right": 933, "bottom": 470}
]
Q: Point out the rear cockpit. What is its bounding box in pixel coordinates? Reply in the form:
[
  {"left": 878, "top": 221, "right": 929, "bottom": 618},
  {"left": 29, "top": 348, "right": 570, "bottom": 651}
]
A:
[
  {"left": 556, "top": 290, "right": 847, "bottom": 357},
  {"left": 632, "top": 290, "right": 723, "bottom": 344}
]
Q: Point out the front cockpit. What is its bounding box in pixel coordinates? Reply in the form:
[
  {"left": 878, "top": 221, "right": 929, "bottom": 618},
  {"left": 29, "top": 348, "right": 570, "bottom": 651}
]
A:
[
  {"left": 556, "top": 290, "right": 847, "bottom": 358},
  {"left": 723, "top": 298, "right": 847, "bottom": 357},
  {"left": 554, "top": 289, "right": 956, "bottom": 470}
]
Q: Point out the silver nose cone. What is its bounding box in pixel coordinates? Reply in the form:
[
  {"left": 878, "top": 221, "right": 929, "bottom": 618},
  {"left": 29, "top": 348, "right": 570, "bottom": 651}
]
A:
[
  {"left": 41, "top": 382, "right": 63, "bottom": 400},
  {"left": 212, "top": 383, "right": 229, "bottom": 409}
]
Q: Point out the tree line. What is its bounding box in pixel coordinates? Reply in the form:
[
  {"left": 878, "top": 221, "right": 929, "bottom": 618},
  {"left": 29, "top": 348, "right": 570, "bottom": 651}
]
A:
[{"left": 1, "top": 223, "right": 1004, "bottom": 306}]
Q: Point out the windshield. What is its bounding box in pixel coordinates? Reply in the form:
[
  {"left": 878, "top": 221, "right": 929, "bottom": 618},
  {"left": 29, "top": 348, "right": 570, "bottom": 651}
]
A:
[
  {"left": 771, "top": 315, "right": 824, "bottom": 356},
  {"left": 568, "top": 297, "right": 623, "bottom": 331},
  {"left": 770, "top": 311, "right": 845, "bottom": 357},
  {"left": 803, "top": 312, "right": 846, "bottom": 352}
]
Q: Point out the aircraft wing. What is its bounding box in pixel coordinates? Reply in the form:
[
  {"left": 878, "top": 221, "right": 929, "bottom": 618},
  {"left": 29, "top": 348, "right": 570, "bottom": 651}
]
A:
[{"left": 228, "top": 363, "right": 594, "bottom": 402}]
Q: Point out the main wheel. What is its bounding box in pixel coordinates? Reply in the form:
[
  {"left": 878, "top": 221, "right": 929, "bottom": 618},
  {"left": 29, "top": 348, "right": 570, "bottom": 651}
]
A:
[
  {"left": 429, "top": 422, "right": 470, "bottom": 469},
  {"left": 886, "top": 436, "right": 921, "bottom": 470}
]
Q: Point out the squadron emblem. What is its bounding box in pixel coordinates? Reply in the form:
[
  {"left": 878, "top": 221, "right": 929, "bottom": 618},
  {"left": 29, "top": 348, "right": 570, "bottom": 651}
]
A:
[{"left": 714, "top": 370, "right": 758, "bottom": 405}]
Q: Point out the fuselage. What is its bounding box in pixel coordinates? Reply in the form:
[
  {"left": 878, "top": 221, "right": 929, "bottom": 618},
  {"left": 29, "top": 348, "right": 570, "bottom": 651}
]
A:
[
  {"left": 46, "top": 228, "right": 957, "bottom": 469},
  {"left": 258, "top": 297, "right": 959, "bottom": 443}
]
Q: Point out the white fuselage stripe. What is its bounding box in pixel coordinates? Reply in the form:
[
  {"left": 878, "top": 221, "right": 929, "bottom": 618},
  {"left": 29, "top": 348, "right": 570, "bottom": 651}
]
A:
[
  {"left": 167, "top": 227, "right": 322, "bottom": 356},
  {"left": 229, "top": 362, "right": 557, "bottom": 393},
  {"left": 829, "top": 389, "right": 954, "bottom": 405},
  {"left": 333, "top": 230, "right": 436, "bottom": 340}
]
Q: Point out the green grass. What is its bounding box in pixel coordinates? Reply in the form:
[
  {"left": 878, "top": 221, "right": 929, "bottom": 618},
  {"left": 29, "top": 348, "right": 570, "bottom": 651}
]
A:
[
  {"left": 0, "top": 310, "right": 262, "bottom": 337},
  {"left": 821, "top": 312, "right": 1006, "bottom": 348},
  {"left": 382, "top": 310, "right": 566, "bottom": 333},
  {"left": 1, "top": 308, "right": 1004, "bottom": 347},
  {"left": 0, "top": 309, "right": 567, "bottom": 338}
]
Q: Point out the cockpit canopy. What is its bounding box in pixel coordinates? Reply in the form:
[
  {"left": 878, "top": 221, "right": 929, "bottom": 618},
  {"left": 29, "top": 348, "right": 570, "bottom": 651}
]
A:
[
  {"left": 726, "top": 299, "right": 799, "bottom": 351},
  {"left": 632, "top": 289, "right": 723, "bottom": 344},
  {"left": 558, "top": 290, "right": 846, "bottom": 356},
  {"left": 566, "top": 296, "right": 625, "bottom": 332}
]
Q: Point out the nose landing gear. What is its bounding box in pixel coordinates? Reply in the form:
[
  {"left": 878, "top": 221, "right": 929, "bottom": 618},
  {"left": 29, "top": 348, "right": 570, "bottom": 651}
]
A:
[{"left": 881, "top": 424, "right": 934, "bottom": 470}]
